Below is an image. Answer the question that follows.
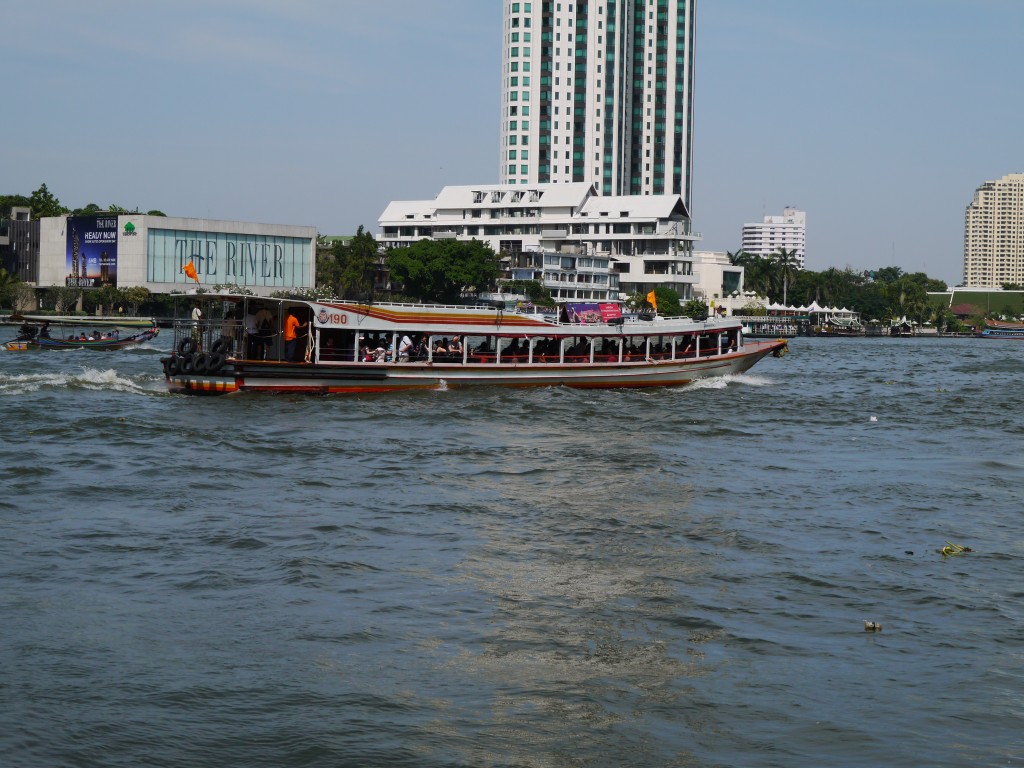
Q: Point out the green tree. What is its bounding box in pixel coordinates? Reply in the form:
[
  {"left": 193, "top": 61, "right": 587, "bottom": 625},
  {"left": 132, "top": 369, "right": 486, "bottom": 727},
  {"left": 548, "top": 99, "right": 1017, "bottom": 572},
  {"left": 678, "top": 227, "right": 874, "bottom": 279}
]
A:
[
  {"left": 0, "top": 267, "right": 20, "bottom": 309},
  {"left": 29, "top": 183, "right": 65, "bottom": 218},
  {"left": 43, "top": 286, "right": 82, "bottom": 314},
  {"left": 728, "top": 250, "right": 774, "bottom": 298},
  {"left": 332, "top": 226, "right": 380, "bottom": 300},
  {"left": 873, "top": 266, "right": 905, "bottom": 284},
  {"left": 387, "top": 239, "right": 500, "bottom": 303},
  {"left": 121, "top": 287, "right": 151, "bottom": 315},
  {"left": 70, "top": 203, "right": 103, "bottom": 216},
  {"left": 316, "top": 250, "right": 343, "bottom": 296},
  {"left": 500, "top": 279, "right": 553, "bottom": 305},
  {"left": 84, "top": 285, "right": 120, "bottom": 314},
  {"left": 0, "top": 194, "right": 32, "bottom": 219},
  {"left": 651, "top": 285, "right": 683, "bottom": 316},
  {"left": 681, "top": 299, "right": 709, "bottom": 321}
]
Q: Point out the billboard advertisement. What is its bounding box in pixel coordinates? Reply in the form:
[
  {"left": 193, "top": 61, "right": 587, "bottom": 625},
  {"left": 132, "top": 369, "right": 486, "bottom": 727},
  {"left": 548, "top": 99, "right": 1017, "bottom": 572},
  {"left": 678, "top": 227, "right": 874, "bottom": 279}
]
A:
[{"left": 66, "top": 216, "right": 118, "bottom": 288}]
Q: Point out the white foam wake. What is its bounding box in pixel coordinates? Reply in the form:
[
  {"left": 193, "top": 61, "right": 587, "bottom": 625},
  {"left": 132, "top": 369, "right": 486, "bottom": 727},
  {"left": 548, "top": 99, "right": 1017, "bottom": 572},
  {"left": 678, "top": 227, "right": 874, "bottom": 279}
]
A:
[
  {"left": 688, "top": 373, "right": 774, "bottom": 390},
  {"left": 0, "top": 367, "right": 154, "bottom": 396}
]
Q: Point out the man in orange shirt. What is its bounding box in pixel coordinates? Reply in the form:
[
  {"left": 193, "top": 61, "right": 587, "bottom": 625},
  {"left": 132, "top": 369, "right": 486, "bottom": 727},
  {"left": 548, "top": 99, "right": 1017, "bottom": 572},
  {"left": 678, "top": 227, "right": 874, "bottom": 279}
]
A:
[{"left": 284, "top": 310, "right": 307, "bottom": 362}]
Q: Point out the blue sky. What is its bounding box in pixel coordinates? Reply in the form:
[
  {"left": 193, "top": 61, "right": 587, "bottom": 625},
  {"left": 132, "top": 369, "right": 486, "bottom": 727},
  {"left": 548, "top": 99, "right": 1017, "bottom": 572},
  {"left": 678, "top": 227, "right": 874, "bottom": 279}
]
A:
[{"left": 3, "top": 0, "right": 1022, "bottom": 286}]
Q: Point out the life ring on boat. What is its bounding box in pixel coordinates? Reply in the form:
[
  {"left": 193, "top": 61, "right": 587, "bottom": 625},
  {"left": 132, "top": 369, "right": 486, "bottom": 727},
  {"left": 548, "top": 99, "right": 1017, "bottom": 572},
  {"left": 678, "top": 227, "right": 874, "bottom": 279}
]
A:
[
  {"left": 177, "top": 338, "right": 197, "bottom": 356},
  {"left": 206, "top": 352, "right": 226, "bottom": 374},
  {"left": 192, "top": 352, "right": 209, "bottom": 374},
  {"left": 210, "top": 337, "right": 229, "bottom": 356},
  {"left": 179, "top": 354, "right": 195, "bottom": 375}
]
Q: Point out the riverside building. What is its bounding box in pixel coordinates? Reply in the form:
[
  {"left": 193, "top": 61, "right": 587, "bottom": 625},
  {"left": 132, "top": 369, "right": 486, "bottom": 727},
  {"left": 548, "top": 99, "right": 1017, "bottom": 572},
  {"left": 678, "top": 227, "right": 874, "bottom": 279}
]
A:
[
  {"left": 740, "top": 208, "right": 807, "bottom": 268},
  {"left": 500, "top": 1, "right": 697, "bottom": 205},
  {"left": 378, "top": 182, "right": 700, "bottom": 302},
  {"left": 22, "top": 213, "right": 316, "bottom": 295},
  {"left": 963, "top": 173, "right": 1024, "bottom": 288}
]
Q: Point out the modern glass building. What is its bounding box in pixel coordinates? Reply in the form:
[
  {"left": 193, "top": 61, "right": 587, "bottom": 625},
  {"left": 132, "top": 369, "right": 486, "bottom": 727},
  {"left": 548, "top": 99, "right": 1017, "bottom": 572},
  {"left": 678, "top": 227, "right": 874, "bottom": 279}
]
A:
[{"left": 500, "top": 1, "right": 696, "bottom": 206}]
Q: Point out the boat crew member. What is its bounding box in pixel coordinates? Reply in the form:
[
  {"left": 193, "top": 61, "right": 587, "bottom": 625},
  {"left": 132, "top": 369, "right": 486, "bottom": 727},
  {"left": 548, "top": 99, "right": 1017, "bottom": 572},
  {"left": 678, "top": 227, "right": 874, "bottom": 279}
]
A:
[
  {"left": 191, "top": 304, "right": 203, "bottom": 350},
  {"left": 284, "top": 310, "right": 307, "bottom": 362}
]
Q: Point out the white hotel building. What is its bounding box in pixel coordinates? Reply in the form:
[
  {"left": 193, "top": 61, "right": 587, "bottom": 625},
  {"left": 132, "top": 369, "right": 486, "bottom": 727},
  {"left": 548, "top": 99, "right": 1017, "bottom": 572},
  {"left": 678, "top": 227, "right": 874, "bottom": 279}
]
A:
[
  {"left": 963, "top": 173, "right": 1024, "bottom": 288},
  {"left": 740, "top": 208, "right": 806, "bottom": 268},
  {"left": 378, "top": 182, "right": 700, "bottom": 302}
]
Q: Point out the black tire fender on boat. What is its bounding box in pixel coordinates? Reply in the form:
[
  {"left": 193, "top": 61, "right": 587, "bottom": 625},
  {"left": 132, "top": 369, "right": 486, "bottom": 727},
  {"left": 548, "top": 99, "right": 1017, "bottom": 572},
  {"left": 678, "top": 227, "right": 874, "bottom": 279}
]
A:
[
  {"left": 206, "top": 352, "right": 226, "bottom": 374},
  {"left": 192, "top": 352, "right": 209, "bottom": 375},
  {"left": 179, "top": 354, "right": 195, "bottom": 375},
  {"left": 210, "top": 337, "right": 229, "bottom": 356},
  {"left": 162, "top": 357, "right": 179, "bottom": 377},
  {"left": 177, "top": 337, "right": 197, "bottom": 356}
]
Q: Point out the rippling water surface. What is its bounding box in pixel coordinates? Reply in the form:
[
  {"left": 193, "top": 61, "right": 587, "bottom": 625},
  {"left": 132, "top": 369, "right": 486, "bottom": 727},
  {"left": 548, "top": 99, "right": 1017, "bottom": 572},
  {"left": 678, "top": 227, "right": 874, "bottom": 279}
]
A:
[{"left": 1, "top": 335, "right": 1022, "bottom": 767}]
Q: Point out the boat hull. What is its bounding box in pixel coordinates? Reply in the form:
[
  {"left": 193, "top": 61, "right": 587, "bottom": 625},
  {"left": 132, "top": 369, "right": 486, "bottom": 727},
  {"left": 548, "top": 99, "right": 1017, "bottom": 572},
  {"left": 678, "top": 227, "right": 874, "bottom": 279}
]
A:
[{"left": 164, "top": 339, "right": 787, "bottom": 396}]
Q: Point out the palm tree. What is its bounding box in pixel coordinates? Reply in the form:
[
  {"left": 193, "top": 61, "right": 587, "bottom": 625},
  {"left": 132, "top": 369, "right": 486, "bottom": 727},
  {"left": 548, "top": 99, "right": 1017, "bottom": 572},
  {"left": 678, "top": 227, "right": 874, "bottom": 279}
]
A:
[{"left": 771, "top": 248, "right": 799, "bottom": 306}]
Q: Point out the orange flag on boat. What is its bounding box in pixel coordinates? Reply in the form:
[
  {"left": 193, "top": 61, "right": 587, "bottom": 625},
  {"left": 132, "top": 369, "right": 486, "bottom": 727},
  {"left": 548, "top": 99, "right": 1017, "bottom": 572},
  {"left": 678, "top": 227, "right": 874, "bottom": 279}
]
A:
[
  {"left": 182, "top": 261, "right": 200, "bottom": 284},
  {"left": 646, "top": 290, "right": 657, "bottom": 312}
]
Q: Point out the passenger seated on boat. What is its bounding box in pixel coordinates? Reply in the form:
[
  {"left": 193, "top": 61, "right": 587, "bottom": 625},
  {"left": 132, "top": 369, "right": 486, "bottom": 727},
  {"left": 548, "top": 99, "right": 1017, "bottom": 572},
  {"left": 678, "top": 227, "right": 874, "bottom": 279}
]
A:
[
  {"left": 414, "top": 337, "right": 429, "bottom": 360},
  {"left": 321, "top": 337, "right": 337, "bottom": 360},
  {"left": 566, "top": 339, "right": 588, "bottom": 361},
  {"left": 79, "top": 333, "right": 88, "bottom": 340},
  {"left": 39, "top": 323, "right": 51, "bottom": 339},
  {"left": 372, "top": 346, "right": 387, "bottom": 363},
  {"left": 434, "top": 338, "right": 449, "bottom": 355},
  {"left": 449, "top": 336, "right": 463, "bottom": 355}
]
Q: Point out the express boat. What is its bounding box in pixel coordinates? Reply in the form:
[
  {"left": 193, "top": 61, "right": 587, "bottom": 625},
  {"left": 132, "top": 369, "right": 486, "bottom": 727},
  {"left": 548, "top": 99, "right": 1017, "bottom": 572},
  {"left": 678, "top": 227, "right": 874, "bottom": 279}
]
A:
[
  {"left": 976, "top": 321, "right": 1024, "bottom": 339},
  {"left": 160, "top": 297, "right": 788, "bottom": 395},
  {"left": 2, "top": 314, "right": 159, "bottom": 351}
]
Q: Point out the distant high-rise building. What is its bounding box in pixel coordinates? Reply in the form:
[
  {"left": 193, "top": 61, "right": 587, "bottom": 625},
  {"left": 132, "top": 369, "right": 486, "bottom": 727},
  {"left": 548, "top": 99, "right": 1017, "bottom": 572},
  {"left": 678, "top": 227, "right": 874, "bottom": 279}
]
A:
[
  {"left": 740, "top": 208, "right": 806, "bottom": 269},
  {"left": 963, "top": 173, "right": 1024, "bottom": 288},
  {"left": 500, "top": 0, "right": 697, "bottom": 206}
]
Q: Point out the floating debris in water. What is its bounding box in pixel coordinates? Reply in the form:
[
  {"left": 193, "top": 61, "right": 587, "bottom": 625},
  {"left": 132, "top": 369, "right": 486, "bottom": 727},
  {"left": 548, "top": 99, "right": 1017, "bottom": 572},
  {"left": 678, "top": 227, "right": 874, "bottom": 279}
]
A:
[
  {"left": 940, "top": 541, "right": 972, "bottom": 557},
  {"left": 870, "top": 416, "right": 878, "bottom": 422},
  {"left": 864, "top": 620, "right": 883, "bottom": 632}
]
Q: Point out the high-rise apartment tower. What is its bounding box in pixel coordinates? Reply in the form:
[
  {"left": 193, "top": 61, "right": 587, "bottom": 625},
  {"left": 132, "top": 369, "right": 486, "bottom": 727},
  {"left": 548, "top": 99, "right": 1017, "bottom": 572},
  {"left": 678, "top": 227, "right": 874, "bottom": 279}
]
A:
[
  {"left": 963, "top": 173, "right": 1024, "bottom": 288},
  {"left": 500, "top": 1, "right": 697, "bottom": 206}
]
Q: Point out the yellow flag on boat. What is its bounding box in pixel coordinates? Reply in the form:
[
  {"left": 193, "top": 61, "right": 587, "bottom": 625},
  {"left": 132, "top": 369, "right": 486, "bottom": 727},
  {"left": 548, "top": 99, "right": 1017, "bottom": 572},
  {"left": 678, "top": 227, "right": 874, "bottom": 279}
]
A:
[
  {"left": 182, "top": 261, "right": 200, "bottom": 284},
  {"left": 646, "top": 290, "right": 657, "bottom": 312}
]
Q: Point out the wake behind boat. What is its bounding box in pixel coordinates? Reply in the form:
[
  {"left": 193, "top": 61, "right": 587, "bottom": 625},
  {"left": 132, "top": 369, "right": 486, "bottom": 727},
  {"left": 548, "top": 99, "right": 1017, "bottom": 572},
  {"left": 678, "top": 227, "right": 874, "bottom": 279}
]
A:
[
  {"left": 160, "top": 296, "right": 787, "bottom": 395},
  {"left": 2, "top": 314, "right": 159, "bottom": 351}
]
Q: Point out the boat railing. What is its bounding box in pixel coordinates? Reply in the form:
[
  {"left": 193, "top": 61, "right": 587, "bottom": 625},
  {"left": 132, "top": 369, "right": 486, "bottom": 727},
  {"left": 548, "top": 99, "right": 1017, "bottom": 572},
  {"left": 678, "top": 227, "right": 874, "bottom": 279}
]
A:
[{"left": 169, "top": 319, "right": 246, "bottom": 358}]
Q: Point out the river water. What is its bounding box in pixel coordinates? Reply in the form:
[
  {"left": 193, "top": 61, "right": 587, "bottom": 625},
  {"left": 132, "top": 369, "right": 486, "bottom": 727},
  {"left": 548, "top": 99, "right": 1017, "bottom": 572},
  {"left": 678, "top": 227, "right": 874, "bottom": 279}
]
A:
[{"left": 0, "top": 334, "right": 1021, "bottom": 767}]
